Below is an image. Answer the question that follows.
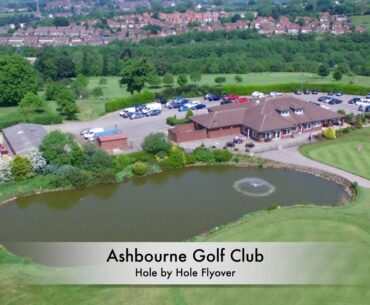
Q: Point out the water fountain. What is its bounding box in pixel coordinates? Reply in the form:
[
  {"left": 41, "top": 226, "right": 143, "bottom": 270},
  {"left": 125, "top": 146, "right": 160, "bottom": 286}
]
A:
[{"left": 233, "top": 177, "right": 276, "bottom": 197}]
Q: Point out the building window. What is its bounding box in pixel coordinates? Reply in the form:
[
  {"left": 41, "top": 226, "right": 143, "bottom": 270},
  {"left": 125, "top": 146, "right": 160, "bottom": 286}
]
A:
[
  {"left": 283, "top": 128, "right": 292, "bottom": 135},
  {"left": 303, "top": 123, "right": 312, "bottom": 130},
  {"left": 313, "top": 121, "right": 322, "bottom": 127}
]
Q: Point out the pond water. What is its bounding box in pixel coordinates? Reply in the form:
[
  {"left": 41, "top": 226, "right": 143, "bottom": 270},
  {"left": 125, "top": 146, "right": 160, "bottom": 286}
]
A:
[{"left": 0, "top": 166, "right": 346, "bottom": 244}]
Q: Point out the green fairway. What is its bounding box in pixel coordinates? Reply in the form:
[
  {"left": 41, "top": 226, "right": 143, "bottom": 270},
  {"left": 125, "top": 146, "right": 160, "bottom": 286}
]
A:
[
  {"left": 0, "top": 184, "right": 369, "bottom": 304},
  {"left": 299, "top": 128, "right": 370, "bottom": 180},
  {"left": 350, "top": 15, "right": 370, "bottom": 32}
]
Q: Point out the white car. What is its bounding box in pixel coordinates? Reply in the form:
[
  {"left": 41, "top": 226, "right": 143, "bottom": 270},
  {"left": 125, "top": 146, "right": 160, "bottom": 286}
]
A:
[
  {"left": 184, "top": 100, "right": 201, "bottom": 108},
  {"left": 270, "top": 92, "right": 282, "bottom": 97},
  {"left": 251, "top": 91, "right": 264, "bottom": 98},
  {"left": 358, "top": 99, "right": 370, "bottom": 107},
  {"left": 320, "top": 105, "right": 330, "bottom": 110},
  {"left": 84, "top": 128, "right": 104, "bottom": 139},
  {"left": 119, "top": 107, "right": 136, "bottom": 117}
]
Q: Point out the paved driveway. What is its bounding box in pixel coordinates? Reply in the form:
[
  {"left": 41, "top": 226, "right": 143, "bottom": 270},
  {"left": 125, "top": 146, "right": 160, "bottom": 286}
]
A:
[
  {"left": 45, "top": 98, "right": 212, "bottom": 150},
  {"left": 258, "top": 146, "right": 370, "bottom": 188}
]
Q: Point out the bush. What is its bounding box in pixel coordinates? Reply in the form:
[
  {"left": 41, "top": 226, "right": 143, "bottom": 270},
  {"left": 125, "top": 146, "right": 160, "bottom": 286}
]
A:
[
  {"left": 105, "top": 91, "right": 155, "bottom": 113},
  {"left": 213, "top": 149, "right": 233, "bottom": 162},
  {"left": 337, "top": 109, "right": 346, "bottom": 115},
  {"left": 267, "top": 204, "right": 280, "bottom": 211},
  {"left": 0, "top": 160, "right": 13, "bottom": 184},
  {"left": 342, "top": 127, "right": 351, "bottom": 134},
  {"left": 114, "top": 152, "right": 154, "bottom": 170},
  {"left": 323, "top": 127, "right": 336, "bottom": 139},
  {"left": 161, "top": 147, "right": 187, "bottom": 170},
  {"left": 185, "top": 153, "right": 197, "bottom": 165},
  {"left": 356, "top": 114, "right": 363, "bottom": 128},
  {"left": 11, "top": 155, "right": 34, "bottom": 181},
  {"left": 185, "top": 110, "right": 194, "bottom": 119},
  {"left": 193, "top": 147, "right": 215, "bottom": 163},
  {"left": 26, "top": 112, "right": 63, "bottom": 125},
  {"left": 166, "top": 116, "right": 189, "bottom": 126},
  {"left": 132, "top": 162, "right": 148, "bottom": 176},
  {"left": 142, "top": 133, "right": 171, "bottom": 154}
]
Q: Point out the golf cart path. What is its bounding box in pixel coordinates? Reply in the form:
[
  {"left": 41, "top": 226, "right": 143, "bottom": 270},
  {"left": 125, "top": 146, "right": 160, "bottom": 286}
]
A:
[{"left": 258, "top": 146, "right": 370, "bottom": 188}]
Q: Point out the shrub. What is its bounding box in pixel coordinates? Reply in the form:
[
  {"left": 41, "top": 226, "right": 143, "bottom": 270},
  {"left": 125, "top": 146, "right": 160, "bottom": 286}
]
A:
[
  {"left": 11, "top": 156, "right": 34, "bottom": 181},
  {"left": 337, "top": 109, "right": 346, "bottom": 115},
  {"left": 166, "top": 116, "right": 189, "bottom": 126},
  {"left": 213, "top": 149, "right": 233, "bottom": 162},
  {"left": 26, "top": 150, "right": 47, "bottom": 174},
  {"left": 185, "top": 110, "right": 194, "bottom": 119},
  {"left": 114, "top": 152, "right": 154, "bottom": 170},
  {"left": 342, "top": 127, "right": 351, "bottom": 134},
  {"left": 142, "top": 133, "right": 171, "bottom": 154},
  {"left": 323, "top": 127, "right": 336, "bottom": 139},
  {"left": 0, "top": 160, "right": 13, "bottom": 184},
  {"left": 185, "top": 153, "right": 197, "bottom": 165},
  {"left": 132, "top": 162, "right": 148, "bottom": 176},
  {"left": 26, "top": 113, "right": 63, "bottom": 125},
  {"left": 193, "top": 147, "right": 215, "bottom": 163},
  {"left": 257, "top": 159, "right": 264, "bottom": 168},
  {"left": 356, "top": 114, "right": 363, "bottom": 128},
  {"left": 161, "top": 147, "right": 186, "bottom": 170},
  {"left": 267, "top": 204, "right": 280, "bottom": 211}
]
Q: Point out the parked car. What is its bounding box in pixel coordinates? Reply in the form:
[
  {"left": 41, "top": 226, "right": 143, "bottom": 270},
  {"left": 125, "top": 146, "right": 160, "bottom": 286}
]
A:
[
  {"left": 335, "top": 92, "right": 343, "bottom": 96},
  {"left": 141, "top": 102, "right": 162, "bottom": 115},
  {"left": 158, "top": 98, "right": 168, "bottom": 105},
  {"left": 303, "top": 89, "right": 310, "bottom": 95},
  {"left": 318, "top": 96, "right": 327, "bottom": 102},
  {"left": 365, "top": 106, "right": 370, "bottom": 112},
  {"left": 311, "top": 90, "right": 318, "bottom": 95},
  {"left": 323, "top": 97, "right": 333, "bottom": 103},
  {"left": 223, "top": 94, "right": 239, "bottom": 101},
  {"left": 120, "top": 107, "right": 136, "bottom": 117},
  {"left": 225, "top": 141, "right": 235, "bottom": 148},
  {"left": 146, "top": 109, "right": 161, "bottom": 116},
  {"left": 208, "top": 95, "right": 221, "bottom": 101},
  {"left": 221, "top": 99, "right": 233, "bottom": 105},
  {"left": 129, "top": 112, "right": 145, "bottom": 120},
  {"left": 204, "top": 93, "right": 212, "bottom": 100},
  {"left": 328, "top": 98, "right": 342, "bottom": 105},
  {"left": 80, "top": 127, "right": 91, "bottom": 135},
  {"left": 270, "top": 92, "right": 282, "bottom": 97},
  {"left": 294, "top": 90, "right": 302, "bottom": 95},
  {"left": 191, "top": 103, "right": 206, "bottom": 110},
  {"left": 233, "top": 136, "right": 243, "bottom": 144},
  {"left": 251, "top": 91, "right": 264, "bottom": 98},
  {"left": 327, "top": 91, "right": 334, "bottom": 96},
  {"left": 348, "top": 97, "right": 362, "bottom": 104},
  {"left": 178, "top": 105, "right": 190, "bottom": 112},
  {"left": 84, "top": 127, "right": 104, "bottom": 139},
  {"left": 0, "top": 144, "right": 8, "bottom": 155},
  {"left": 234, "top": 97, "right": 249, "bottom": 104},
  {"left": 135, "top": 104, "right": 145, "bottom": 112},
  {"left": 169, "top": 99, "right": 189, "bottom": 109}
]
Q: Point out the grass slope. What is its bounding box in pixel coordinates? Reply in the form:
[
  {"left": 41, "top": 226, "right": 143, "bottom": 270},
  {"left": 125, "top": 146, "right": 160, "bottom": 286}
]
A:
[
  {"left": 299, "top": 128, "right": 370, "bottom": 180},
  {"left": 350, "top": 15, "right": 370, "bottom": 32},
  {"left": 0, "top": 185, "right": 369, "bottom": 305}
]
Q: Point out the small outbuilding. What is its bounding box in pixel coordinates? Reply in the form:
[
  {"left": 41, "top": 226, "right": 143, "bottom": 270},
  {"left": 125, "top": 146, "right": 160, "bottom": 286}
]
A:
[
  {"left": 97, "top": 133, "right": 128, "bottom": 152},
  {"left": 2, "top": 123, "right": 47, "bottom": 155}
]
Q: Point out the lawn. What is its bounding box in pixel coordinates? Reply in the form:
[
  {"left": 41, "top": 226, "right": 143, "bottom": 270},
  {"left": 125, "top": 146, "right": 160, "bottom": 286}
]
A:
[
  {"left": 350, "top": 15, "right": 370, "bottom": 32},
  {"left": 0, "top": 185, "right": 369, "bottom": 305},
  {"left": 299, "top": 128, "right": 370, "bottom": 180}
]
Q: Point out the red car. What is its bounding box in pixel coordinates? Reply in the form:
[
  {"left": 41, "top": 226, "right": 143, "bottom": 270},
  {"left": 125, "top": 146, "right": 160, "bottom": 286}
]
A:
[
  {"left": 0, "top": 144, "right": 8, "bottom": 155},
  {"left": 223, "top": 94, "right": 239, "bottom": 101},
  {"left": 234, "top": 97, "right": 249, "bottom": 104}
]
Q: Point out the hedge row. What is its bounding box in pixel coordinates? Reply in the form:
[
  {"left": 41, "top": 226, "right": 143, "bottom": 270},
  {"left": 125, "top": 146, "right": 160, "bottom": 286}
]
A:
[
  {"left": 166, "top": 116, "right": 189, "bottom": 126},
  {"left": 0, "top": 112, "right": 63, "bottom": 131},
  {"left": 158, "top": 84, "right": 222, "bottom": 99},
  {"left": 105, "top": 91, "right": 156, "bottom": 113},
  {"left": 223, "top": 83, "right": 370, "bottom": 96}
]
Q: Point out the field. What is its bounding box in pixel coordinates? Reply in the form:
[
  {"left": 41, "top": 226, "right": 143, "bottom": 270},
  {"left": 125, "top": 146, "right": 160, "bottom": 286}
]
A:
[
  {"left": 350, "top": 15, "right": 370, "bottom": 32},
  {"left": 299, "top": 128, "right": 370, "bottom": 180},
  {"left": 0, "top": 184, "right": 369, "bottom": 304}
]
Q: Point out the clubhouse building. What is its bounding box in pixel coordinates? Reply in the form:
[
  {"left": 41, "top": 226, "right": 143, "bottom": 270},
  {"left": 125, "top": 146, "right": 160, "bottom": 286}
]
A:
[{"left": 168, "top": 96, "right": 343, "bottom": 143}]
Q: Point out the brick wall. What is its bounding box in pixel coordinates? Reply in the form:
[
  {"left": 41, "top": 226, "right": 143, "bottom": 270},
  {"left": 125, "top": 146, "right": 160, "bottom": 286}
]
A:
[
  {"left": 168, "top": 123, "right": 208, "bottom": 143},
  {"left": 98, "top": 138, "right": 128, "bottom": 151},
  {"left": 207, "top": 126, "right": 241, "bottom": 138}
]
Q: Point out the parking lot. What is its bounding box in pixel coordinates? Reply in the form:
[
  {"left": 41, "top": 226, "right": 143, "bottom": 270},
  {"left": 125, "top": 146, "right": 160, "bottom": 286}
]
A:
[{"left": 44, "top": 92, "right": 367, "bottom": 152}]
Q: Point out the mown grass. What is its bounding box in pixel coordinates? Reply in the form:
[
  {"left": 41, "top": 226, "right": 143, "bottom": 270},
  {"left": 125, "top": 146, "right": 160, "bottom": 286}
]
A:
[
  {"left": 299, "top": 128, "right": 370, "bottom": 180},
  {"left": 350, "top": 15, "right": 370, "bottom": 32},
  {"left": 0, "top": 184, "right": 369, "bottom": 304}
]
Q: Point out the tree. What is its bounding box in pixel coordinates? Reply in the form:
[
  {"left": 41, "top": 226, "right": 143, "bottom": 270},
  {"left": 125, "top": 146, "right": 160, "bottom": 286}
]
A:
[
  {"left": 120, "top": 58, "right": 155, "bottom": 94},
  {"left": 333, "top": 69, "right": 343, "bottom": 81},
  {"left": 0, "top": 55, "right": 38, "bottom": 106},
  {"left": 177, "top": 74, "right": 188, "bottom": 87},
  {"left": 55, "top": 87, "right": 78, "bottom": 119},
  {"left": 73, "top": 74, "right": 90, "bottom": 99},
  {"left": 0, "top": 161, "right": 13, "bottom": 184},
  {"left": 231, "top": 14, "right": 242, "bottom": 23},
  {"left": 53, "top": 16, "right": 69, "bottom": 26},
  {"left": 142, "top": 133, "right": 171, "bottom": 154},
  {"left": 19, "top": 92, "right": 44, "bottom": 117},
  {"left": 318, "top": 64, "right": 330, "bottom": 77},
  {"left": 186, "top": 110, "right": 194, "bottom": 119},
  {"left": 81, "top": 143, "right": 113, "bottom": 172},
  {"left": 91, "top": 87, "right": 104, "bottom": 98},
  {"left": 297, "top": 17, "right": 305, "bottom": 27},
  {"left": 147, "top": 73, "right": 162, "bottom": 88},
  {"left": 215, "top": 76, "right": 226, "bottom": 85},
  {"left": 11, "top": 155, "right": 34, "bottom": 181},
  {"left": 26, "top": 150, "right": 47, "bottom": 174},
  {"left": 163, "top": 73, "right": 174, "bottom": 87},
  {"left": 40, "top": 130, "right": 82, "bottom": 166},
  {"left": 45, "top": 82, "right": 64, "bottom": 101},
  {"left": 235, "top": 75, "right": 243, "bottom": 83},
  {"left": 190, "top": 72, "right": 201, "bottom": 84}
]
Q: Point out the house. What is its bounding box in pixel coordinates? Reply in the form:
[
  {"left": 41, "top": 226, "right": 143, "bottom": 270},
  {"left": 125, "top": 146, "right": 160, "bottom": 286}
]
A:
[
  {"left": 169, "top": 97, "right": 343, "bottom": 143},
  {"left": 2, "top": 123, "right": 48, "bottom": 155},
  {"left": 97, "top": 133, "right": 128, "bottom": 152}
]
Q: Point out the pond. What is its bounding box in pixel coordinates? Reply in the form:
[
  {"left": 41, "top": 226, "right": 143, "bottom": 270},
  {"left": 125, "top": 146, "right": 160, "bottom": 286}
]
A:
[{"left": 0, "top": 166, "right": 346, "bottom": 244}]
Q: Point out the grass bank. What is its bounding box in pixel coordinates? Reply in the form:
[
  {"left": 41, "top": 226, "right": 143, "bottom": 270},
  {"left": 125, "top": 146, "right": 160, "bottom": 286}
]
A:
[{"left": 299, "top": 127, "right": 370, "bottom": 180}]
